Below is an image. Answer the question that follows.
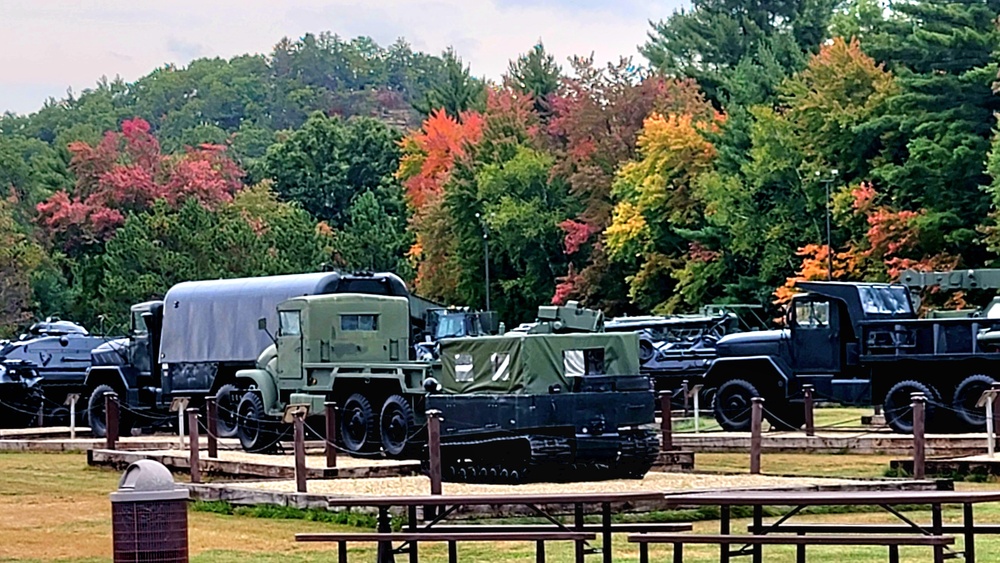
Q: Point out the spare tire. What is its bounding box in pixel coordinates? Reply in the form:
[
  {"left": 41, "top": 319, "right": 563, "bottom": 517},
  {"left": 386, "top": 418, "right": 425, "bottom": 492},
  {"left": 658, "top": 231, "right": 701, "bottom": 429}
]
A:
[{"left": 884, "top": 380, "right": 938, "bottom": 434}]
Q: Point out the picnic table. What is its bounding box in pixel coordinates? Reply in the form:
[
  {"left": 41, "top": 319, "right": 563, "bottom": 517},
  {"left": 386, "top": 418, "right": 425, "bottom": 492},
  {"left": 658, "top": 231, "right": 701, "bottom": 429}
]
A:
[
  {"left": 301, "top": 491, "right": 670, "bottom": 563},
  {"left": 651, "top": 489, "right": 1000, "bottom": 563}
]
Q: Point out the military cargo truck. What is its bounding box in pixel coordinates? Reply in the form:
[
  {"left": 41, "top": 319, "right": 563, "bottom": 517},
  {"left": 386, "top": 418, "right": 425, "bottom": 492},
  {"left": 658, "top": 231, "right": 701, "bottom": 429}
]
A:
[
  {"left": 235, "top": 296, "right": 657, "bottom": 482},
  {"left": 707, "top": 280, "right": 1000, "bottom": 434},
  {"left": 83, "top": 272, "right": 483, "bottom": 437}
]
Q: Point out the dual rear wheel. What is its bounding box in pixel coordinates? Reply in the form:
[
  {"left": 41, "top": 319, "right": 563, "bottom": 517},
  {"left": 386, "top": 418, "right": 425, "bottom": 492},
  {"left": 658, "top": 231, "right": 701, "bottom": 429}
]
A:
[
  {"left": 883, "top": 374, "right": 996, "bottom": 434},
  {"left": 340, "top": 393, "right": 416, "bottom": 457}
]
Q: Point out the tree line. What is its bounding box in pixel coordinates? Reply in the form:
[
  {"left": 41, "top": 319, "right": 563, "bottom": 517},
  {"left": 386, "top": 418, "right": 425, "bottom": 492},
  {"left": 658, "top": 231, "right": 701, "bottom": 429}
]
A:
[{"left": 2, "top": 1, "right": 1000, "bottom": 337}]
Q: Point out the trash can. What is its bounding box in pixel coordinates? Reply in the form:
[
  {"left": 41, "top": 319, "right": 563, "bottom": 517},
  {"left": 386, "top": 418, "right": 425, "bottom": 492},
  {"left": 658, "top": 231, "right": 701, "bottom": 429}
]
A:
[{"left": 110, "top": 459, "right": 189, "bottom": 562}]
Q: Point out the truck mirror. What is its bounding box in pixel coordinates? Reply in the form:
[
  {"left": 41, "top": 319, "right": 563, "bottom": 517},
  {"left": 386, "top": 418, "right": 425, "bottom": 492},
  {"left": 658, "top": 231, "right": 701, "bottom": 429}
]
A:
[{"left": 257, "top": 318, "right": 267, "bottom": 331}]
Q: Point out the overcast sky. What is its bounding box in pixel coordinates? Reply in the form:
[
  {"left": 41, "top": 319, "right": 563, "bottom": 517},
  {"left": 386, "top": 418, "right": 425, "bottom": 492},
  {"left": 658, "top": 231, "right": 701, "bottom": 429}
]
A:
[{"left": 1, "top": 0, "right": 689, "bottom": 115}]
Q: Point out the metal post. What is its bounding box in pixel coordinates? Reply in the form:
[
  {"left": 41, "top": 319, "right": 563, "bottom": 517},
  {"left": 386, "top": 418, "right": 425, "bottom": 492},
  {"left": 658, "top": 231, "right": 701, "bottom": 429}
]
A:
[
  {"left": 294, "top": 412, "right": 307, "bottom": 493},
  {"left": 803, "top": 384, "right": 815, "bottom": 437},
  {"left": 987, "top": 397, "right": 995, "bottom": 458},
  {"left": 826, "top": 178, "right": 833, "bottom": 280},
  {"left": 912, "top": 393, "right": 926, "bottom": 480},
  {"left": 104, "top": 392, "right": 119, "bottom": 450},
  {"left": 681, "top": 380, "right": 690, "bottom": 416},
  {"left": 659, "top": 392, "right": 673, "bottom": 452},
  {"left": 427, "top": 409, "right": 443, "bottom": 495},
  {"left": 187, "top": 408, "right": 200, "bottom": 484},
  {"left": 36, "top": 404, "right": 44, "bottom": 427},
  {"left": 178, "top": 408, "right": 185, "bottom": 450},
  {"left": 325, "top": 401, "right": 338, "bottom": 469},
  {"left": 693, "top": 389, "right": 701, "bottom": 433},
  {"left": 68, "top": 394, "right": 78, "bottom": 440},
  {"left": 205, "top": 397, "right": 218, "bottom": 458},
  {"left": 750, "top": 397, "right": 764, "bottom": 475},
  {"left": 992, "top": 382, "right": 1000, "bottom": 452}
]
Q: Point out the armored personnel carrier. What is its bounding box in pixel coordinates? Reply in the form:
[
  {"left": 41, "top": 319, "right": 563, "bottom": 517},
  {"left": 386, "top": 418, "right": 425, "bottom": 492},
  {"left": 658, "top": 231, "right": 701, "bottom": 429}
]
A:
[{"left": 235, "top": 297, "right": 657, "bottom": 482}]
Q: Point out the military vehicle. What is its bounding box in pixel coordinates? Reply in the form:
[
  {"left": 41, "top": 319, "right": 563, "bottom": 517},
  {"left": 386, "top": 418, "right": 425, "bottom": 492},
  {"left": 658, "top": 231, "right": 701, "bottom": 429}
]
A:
[
  {"left": 83, "top": 272, "right": 488, "bottom": 437},
  {"left": 235, "top": 297, "right": 657, "bottom": 482},
  {"left": 706, "top": 280, "right": 1000, "bottom": 434},
  {"left": 0, "top": 319, "right": 108, "bottom": 424},
  {"left": 0, "top": 359, "right": 43, "bottom": 427}
]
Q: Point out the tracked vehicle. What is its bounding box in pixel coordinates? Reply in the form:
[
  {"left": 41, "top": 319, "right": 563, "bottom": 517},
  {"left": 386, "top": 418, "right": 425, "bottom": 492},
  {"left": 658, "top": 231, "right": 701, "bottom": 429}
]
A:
[{"left": 236, "top": 297, "right": 657, "bottom": 483}]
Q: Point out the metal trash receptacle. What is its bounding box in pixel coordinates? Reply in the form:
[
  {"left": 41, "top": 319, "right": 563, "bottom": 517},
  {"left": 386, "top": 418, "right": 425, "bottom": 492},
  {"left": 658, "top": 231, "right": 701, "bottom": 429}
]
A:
[{"left": 110, "top": 459, "right": 189, "bottom": 562}]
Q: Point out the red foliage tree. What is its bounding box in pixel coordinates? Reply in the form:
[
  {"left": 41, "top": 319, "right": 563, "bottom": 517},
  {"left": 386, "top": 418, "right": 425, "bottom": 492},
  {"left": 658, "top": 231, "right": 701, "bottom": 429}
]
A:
[{"left": 37, "top": 118, "right": 243, "bottom": 253}]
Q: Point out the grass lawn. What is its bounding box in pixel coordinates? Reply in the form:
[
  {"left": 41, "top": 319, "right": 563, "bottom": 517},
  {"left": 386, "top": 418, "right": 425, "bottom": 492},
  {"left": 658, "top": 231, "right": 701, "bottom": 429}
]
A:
[{"left": 2, "top": 442, "right": 999, "bottom": 562}]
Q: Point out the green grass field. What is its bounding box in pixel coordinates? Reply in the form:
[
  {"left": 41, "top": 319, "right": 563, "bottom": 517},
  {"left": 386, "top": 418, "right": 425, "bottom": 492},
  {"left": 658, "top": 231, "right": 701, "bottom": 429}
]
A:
[{"left": 2, "top": 422, "right": 999, "bottom": 562}]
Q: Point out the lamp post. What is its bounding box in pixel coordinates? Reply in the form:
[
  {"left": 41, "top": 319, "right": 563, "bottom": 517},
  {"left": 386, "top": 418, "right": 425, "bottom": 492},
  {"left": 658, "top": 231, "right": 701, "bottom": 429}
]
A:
[
  {"left": 475, "top": 212, "right": 491, "bottom": 311},
  {"left": 816, "top": 169, "right": 839, "bottom": 281}
]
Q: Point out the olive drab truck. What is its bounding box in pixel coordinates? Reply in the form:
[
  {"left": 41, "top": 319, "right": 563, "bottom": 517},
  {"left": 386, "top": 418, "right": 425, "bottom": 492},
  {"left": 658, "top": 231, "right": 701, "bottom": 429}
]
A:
[
  {"left": 237, "top": 296, "right": 658, "bottom": 483},
  {"left": 82, "top": 271, "right": 480, "bottom": 437}
]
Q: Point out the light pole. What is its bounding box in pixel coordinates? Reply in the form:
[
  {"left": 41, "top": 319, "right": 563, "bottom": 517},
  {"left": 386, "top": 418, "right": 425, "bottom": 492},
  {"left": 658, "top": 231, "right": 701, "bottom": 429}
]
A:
[
  {"left": 475, "top": 212, "right": 491, "bottom": 311},
  {"left": 816, "top": 169, "right": 839, "bottom": 281}
]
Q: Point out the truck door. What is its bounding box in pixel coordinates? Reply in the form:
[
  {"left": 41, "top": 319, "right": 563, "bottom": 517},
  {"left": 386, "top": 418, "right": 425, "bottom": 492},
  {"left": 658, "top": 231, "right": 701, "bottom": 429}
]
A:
[
  {"left": 277, "top": 309, "right": 304, "bottom": 380},
  {"left": 791, "top": 297, "right": 841, "bottom": 373}
]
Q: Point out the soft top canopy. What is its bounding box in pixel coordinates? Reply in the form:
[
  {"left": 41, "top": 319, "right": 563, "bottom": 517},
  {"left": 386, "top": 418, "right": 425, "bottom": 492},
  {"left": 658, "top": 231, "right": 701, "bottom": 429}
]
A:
[
  {"left": 438, "top": 332, "right": 640, "bottom": 394},
  {"left": 160, "top": 272, "right": 347, "bottom": 364}
]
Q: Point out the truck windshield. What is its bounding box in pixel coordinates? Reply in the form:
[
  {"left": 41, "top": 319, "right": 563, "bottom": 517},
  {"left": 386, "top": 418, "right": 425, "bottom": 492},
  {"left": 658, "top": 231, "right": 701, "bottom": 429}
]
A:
[
  {"left": 435, "top": 314, "right": 468, "bottom": 339},
  {"left": 858, "top": 285, "right": 912, "bottom": 315}
]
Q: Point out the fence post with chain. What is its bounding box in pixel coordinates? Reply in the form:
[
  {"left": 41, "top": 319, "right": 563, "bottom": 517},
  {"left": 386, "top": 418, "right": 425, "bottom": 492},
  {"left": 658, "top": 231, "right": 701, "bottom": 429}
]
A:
[
  {"left": 294, "top": 412, "right": 307, "bottom": 493},
  {"left": 911, "top": 393, "right": 926, "bottom": 480},
  {"left": 427, "top": 409, "right": 443, "bottom": 496},
  {"left": 187, "top": 407, "right": 201, "bottom": 484},
  {"left": 803, "top": 384, "right": 815, "bottom": 437},
  {"left": 750, "top": 397, "right": 764, "bottom": 475},
  {"left": 205, "top": 396, "right": 218, "bottom": 458},
  {"left": 104, "top": 392, "right": 119, "bottom": 450},
  {"left": 324, "top": 401, "right": 337, "bottom": 469},
  {"left": 659, "top": 391, "right": 673, "bottom": 452}
]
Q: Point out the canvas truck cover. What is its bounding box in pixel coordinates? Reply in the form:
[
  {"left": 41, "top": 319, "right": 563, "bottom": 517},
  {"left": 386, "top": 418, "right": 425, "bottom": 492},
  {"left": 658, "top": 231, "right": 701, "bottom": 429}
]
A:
[
  {"left": 159, "top": 272, "right": 347, "bottom": 364},
  {"left": 439, "top": 332, "right": 640, "bottom": 394}
]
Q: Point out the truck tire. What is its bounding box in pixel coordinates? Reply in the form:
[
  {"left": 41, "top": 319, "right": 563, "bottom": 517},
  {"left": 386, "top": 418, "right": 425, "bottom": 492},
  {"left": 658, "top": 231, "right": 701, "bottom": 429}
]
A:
[
  {"left": 884, "top": 380, "right": 938, "bottom": 434},
  {"left": 236, "top": 392, "right": 279, "bottom": 453},
  {"left": 714, "top": 379, "right": 760, "bottom": 432},
  {"left": 952, "top": 374, "right": 995, "bottom": 431},
  {"left": 87, "top": 384, "right": 131, "bottom": 438},
  {"left": 214, "top": 383, "right": 241, "bottom": 438},
  {"left": 341, "top": 393, "right": 377, "bottom": 453},
  {"left": 380, "top": 394, "right": 415, "bottom": 457}
]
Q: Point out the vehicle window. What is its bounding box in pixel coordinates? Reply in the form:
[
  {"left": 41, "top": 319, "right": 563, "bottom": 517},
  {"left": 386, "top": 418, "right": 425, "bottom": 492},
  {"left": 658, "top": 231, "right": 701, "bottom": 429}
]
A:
[
  {"left": 859, "top": 285, "right": 912, "bottom": 315},
  {"left": 563, "top": 348, "right": 606, "bottom": 376},
  {"left": 341, "top": 314, "right": 378, "bottom": 331},
  {"left": 490, "top": 353, "right": 510, "bottom": 382},
  {"left": 279, "top": 311, "right": 301, "bottom": 336},
  {"left": 131, "top": 311, "right": 148, "bottom": 336},
  {"left": 795, "top": 301, "right": 829, "bottom": 329},
  {"left": 435, "top": 314, "right": 466, "bottom": 339},
  {"left": 455, "top": 353, "right": 474, "bottom": 382}
]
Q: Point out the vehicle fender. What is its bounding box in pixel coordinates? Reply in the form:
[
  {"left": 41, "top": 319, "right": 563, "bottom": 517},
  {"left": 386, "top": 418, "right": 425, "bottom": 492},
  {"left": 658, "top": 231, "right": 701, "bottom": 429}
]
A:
[
  {"left": 704, "top": 355, "right": 791, "bottom": 392},
  {"left": 235, "top": 368, "right": 279, "bottom": 413},
  {"left": 83, "top": 366, "right": 130, "bottom": 393}
]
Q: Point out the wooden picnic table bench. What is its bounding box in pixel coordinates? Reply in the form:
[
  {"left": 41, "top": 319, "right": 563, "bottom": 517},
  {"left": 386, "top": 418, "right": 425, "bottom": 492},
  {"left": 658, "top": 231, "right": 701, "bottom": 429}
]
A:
[
  {"left": 296, "top": 531, "right": 595, "bottom": 563},
  {"left": 430, "top": 522, "right": 693, "bottom": 534},
  {"left": 629, "top": 532, "right": 956, "bottom": 563}
]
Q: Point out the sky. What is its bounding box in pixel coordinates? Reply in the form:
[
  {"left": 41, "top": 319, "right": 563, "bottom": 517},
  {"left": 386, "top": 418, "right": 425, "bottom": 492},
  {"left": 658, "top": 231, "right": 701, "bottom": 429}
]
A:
[{"left": 0, "top": 0, "right": 689, "bottom": 115}]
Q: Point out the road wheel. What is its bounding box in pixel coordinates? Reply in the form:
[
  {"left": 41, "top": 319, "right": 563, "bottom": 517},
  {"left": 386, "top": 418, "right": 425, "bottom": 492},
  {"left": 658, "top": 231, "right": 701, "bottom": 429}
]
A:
[
  {"left": 379, "top": 394, "right": 415, "bottom": 457},
  {"left": 884, "top": 380, "right": 938, "bottom": 434},
  {"left": 952, "top": 374, "right": 995, "bottom": 431},
  {"left": 341, "top": 393, "right": 377, "bottom": 453},
  {"left": 236, "top": 392, "right": 278, "bottom": 453},
  {"left": 87, "top": 384, "right": 134, "bottom": 438},
  {"left": 713, "top": 379, "right": 760, "bottom": 432},
  {"left": 214, "top": 383, "right": 241, "bottom": 438}
]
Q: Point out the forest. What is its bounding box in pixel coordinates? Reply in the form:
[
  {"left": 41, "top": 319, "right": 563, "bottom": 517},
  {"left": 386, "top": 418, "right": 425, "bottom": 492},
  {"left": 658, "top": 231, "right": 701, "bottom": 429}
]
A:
[{"left": 2, "top": 0, "right": 1000, "bottom": 337}]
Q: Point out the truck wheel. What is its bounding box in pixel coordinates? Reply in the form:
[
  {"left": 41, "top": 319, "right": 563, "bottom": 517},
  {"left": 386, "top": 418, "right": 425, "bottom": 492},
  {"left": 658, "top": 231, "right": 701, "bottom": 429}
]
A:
[
  {"left": 380, "top": 394, "right": 415, "bottom": 457},
  {"left": 87, "top": 384, "right": 132, "bottom": 438},
  {"left": 884, "top": 380, "right": 938, "bottom": 434},
  {"left": 952, "top": 374, "right": 995, "bottom": 430},
  {"left": 714, "top": 379, "right": 760, "bottom": 432},
  {"left": 214, "top": 384, "right": 241, "bottom": 438},
  {"left": 236, "top": 392, "right": 278, "bottom": 454},
  {"left": 341, "top": 393, "right": 377, "bottom": 453}
]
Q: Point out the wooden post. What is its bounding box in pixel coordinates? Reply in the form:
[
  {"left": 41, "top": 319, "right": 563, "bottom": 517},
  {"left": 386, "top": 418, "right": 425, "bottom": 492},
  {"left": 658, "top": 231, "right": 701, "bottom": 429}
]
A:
[
  {"left": 659, "top": 391, "right": 673, "bottom": 452},
  {"left": 205, "top": 396, "right": 218, "bottom": 458},
  {"left": 325, "top": 401, "right": 337, "bottom": 469},
  {"left": 681, "top": 380, "right": 690, "bottom": 416},
  {"left": 911, "top": 393, "right": 926, "bottom": 480},
  {"left": 803, "top": 384, "right": 815, "bottom": 437},
  {"left": 294, "top": 412, "right": 307, "bottom": 493},
  {"left": 36, "top": 404, "right": 44, "bottom": 427},
  {"left": 187, "top": 407, "right": 201, "bottom": 484},
  {"left": 104, "top": 392, "right": 119, "bottom": 450},
  {"left": 427, "top": 409, "right": 443, "bottom": 495},
  {"left": 750, "top": 397, "right": 764, "bottom": 475}
]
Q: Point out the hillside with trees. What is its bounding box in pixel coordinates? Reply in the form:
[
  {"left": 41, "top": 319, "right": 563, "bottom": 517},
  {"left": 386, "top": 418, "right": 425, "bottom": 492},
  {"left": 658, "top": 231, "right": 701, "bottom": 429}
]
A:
[{"left": 3, "top": 1, "right": 1000, "bottom": 336}]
